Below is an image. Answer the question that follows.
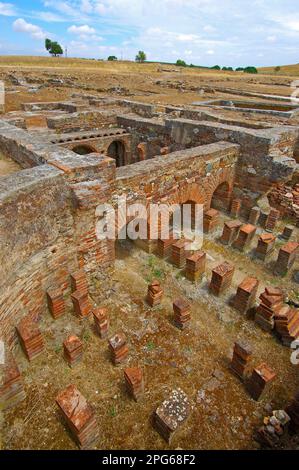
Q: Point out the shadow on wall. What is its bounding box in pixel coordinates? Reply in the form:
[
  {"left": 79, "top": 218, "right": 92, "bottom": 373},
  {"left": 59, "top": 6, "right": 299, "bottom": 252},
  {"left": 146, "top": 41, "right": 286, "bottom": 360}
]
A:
[
  {"left": 107, "top": 140, "right": 126, "bottom": 167},
  {"left": 72, "top": 144, "right": 97, "bottom": 155},
  {"left": 211, "top": 181, "right": 232, "bottom": 212}
]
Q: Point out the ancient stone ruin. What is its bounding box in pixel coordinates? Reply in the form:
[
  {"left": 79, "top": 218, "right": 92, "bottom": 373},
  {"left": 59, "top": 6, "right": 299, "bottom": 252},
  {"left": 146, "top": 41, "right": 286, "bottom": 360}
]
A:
[{"left": 0, "top": 76, "right": 298, "bottom": 450}]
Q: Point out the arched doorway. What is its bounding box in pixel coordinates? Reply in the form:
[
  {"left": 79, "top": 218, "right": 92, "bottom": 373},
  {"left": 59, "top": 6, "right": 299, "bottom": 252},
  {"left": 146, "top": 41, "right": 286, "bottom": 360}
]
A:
[
  {"left": 107, "top": 140, "right": 126, "bottom": 167},
  {"left": 72, "top": 144, "right": 96, "bottom": 155},
  {"left": 211, "top": 182, "right": 231, "bottom": 212}
]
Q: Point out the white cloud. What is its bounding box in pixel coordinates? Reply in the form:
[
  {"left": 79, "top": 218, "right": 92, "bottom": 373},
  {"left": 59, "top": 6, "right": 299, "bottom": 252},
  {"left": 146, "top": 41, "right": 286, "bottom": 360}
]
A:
[
  {"left": 13, "top": 18, "right": 47, "bottom": 40},
  {"left": 206, "top": 49, "right": 215, "bottom": 55},
  {"left": 0, "top": 2, "right": 16, "bottom": 16},
  {"left": 68, "top": 24, "right": 96, "bottom": 34},
  {"left": 266, "top": 35, "right": 277, "bottom": 42}
]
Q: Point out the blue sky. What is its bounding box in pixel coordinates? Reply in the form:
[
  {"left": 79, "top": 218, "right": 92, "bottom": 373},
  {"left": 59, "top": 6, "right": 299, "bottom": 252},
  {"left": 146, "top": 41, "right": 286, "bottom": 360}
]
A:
[{"left": 0, "top": 0, "right": 299, "bottom": 67}]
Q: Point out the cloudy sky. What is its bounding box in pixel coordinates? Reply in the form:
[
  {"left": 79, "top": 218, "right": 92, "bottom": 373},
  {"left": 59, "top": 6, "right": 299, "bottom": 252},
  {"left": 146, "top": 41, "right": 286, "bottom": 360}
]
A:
[{"left": 0, "top": 0, "right": 299, "bottom": 67}]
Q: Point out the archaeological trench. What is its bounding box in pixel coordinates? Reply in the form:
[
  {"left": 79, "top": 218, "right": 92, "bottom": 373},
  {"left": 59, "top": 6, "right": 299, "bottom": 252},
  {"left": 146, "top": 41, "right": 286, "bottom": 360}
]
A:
[{"left": 0, "top": 75, "right": 298, "bottom": 450}]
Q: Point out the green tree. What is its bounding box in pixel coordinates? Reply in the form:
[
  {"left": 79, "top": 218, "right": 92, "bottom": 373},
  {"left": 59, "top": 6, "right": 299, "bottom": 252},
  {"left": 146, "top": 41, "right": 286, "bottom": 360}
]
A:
[
  {"left": 108, "top": 55, "right": 118, "bottom": 61},
  {"left": 211, "top": 65, "right": 221, "bottom": 70},
  {"left": 45, "top": 39, "right": 63, "bottom": 57},
  {"left": 275, "top": 66, "right": 281, "bottom": 73},
  {"left": 176, "top": 59, "right": 187, "bottom": 67},
  {"left": 45, "top": 38, "right": 52, "bottom": 52},
  {"left": 236, "top": 67, "right": 244, "bottom": 71},
  {"left": 135, "top": 51, "right": 146, "bottom": 63},
  {"left": 244, "top": 66, "right": 258, "bottom": 74}
]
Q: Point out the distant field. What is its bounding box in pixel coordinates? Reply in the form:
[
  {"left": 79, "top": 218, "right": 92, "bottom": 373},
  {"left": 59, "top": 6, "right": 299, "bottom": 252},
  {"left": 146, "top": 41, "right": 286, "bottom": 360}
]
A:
[
  {"left": 0, "top": 55, "right": 243, "bottom": 77},
  {"left": 259, "top": 63, "right": 299, "bottom": 77}
]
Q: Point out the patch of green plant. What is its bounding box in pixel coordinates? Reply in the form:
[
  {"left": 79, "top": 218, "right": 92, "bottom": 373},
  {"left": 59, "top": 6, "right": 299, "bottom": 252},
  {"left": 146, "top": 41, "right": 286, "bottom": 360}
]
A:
[
  {"left": 82, "top": 330, "right": 91, "bottom": 342},
  {"left": 146, "top": 341, "right": 156, "bottom": 351},
  {"left": 109, "top": 406, "right": 117, "bottom": 417}
]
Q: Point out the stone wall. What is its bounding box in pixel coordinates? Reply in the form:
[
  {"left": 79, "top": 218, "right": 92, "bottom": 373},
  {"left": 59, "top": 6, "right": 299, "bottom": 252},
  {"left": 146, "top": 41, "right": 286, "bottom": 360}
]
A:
[{"left": 47, "top": 110, "right": 118, "bottom": 133}]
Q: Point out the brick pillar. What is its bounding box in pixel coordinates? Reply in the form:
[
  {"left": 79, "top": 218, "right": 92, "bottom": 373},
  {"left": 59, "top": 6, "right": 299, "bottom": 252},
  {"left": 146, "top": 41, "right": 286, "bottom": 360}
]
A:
[
  {"left": 248, "top": 206, "right": 261, "bottom": 225},
  {"left": 265, "top": 208, "right": 280, "bottom": 232},
  {"left": 255, "top": 233, "right": 276, "bottom": 261},
  {"left": 146, "top": 280, "right": 163, "bottom": 307},
  {"left": 63, "top": 335, "right": 83, "bottom": 367},
  {"left": 232, "top": 277, "right": 259, "bottom": 314},
  {"left": 247, "top": 363, "right": 276, "bottom": 401},
  {"left": 16, "top": 315, "right": 44, "bottom": 361},
  {"left": 93, "top": 307, "right": 109, "bottom": 338},
  {"left": 108, "top": 332, "right": 129, "bottom": 365},
  {"left": 255, "top": 287, "right": 284, "bottom": 332},
  {"left": 203, "top": 209, "right": 220, "bottom": 233},
  {"left": 230, "top": 199, "right": 241, "bottom": 218},
  {"left": 209, "top": 262, "right": 235, "bottom": 296},
  {"left": 185, "top": 251, "right": 206, "bottom": 282},
  {"left": 0, "top": 345, "right": 26, "bottom": 410},
  {"left": 233, "top": 224, "right": 257, "bottom": 251},
  {"left": 274, "top": 242, "right": 299, "bottom": 276},
  {"left": 220, "top": 220, "right": 242, "bottom": 245},
  {"left": 281, "top": 225, "right": 294, "bottom": 241},
  {"left": 173, "top": 298, "right": 191, "bottom": 329},
  {"left": 47, "top": 287, "right": 66, "bottom": 319},
  {"left": 124, "top": 368, "right": 144, "bottom": 401},
  {"left": 56, "top": 385, "right": 99, "bottom": 449},
  {"left": 230, "top": 341, "right": 253, "bottom": 380}
]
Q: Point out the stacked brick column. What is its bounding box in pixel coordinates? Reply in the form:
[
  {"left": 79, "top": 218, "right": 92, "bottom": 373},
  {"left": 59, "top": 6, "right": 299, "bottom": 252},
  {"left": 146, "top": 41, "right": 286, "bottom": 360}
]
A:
[
  {"left": 230, "top": 199, "right": 241, "bottom": 218},
  {"left": 47, "top": 287, "right": 66, "bottom": 319},
  {"left": 93, "top": 307, "right": 109, "bottom": 338},
  {"left": 17, "top": 315, "right": 44, "bottom": 361},
  {"left": 157, "top": 236, "right": 175, "bottom": 258},
  {"left": 255, "top": 287, "right": 284, "bottom": 332},
  {"left": 232, "top": 277, "right": 259, "bottom": 315},
  {"left": 146, "top": 280, "right": 163, "bottom": 307},
  {"left": 220, "top": 220, "right": 242, "bottom": 245},
  {"left": 124, "top": 368, "right": 144, "bottom": 401},
  {"left": 203, "top": 209, "right": 220, "bottom": 234},
  {"left": 56, "top": 384, "right": 99, "bottom": 449},
  {"left": 0, "top": 345, "right": 26, "bottom": 410},
  {"left": 230, "top": 341, "right": 253, "bottom": 380},
  {"left": 274, "top": 242, "right": 299, "bottom": 276},
  {"left": 153, "top": 389, "right": 191, "bottom": 443},
  {"left": 247, "top": 363, "right": 276, "bottom": 401},
  {"left": 70, "top": 269, "right": 91, "bottom": 318},
  {"left": 108, "top": 332, "right": 128, "bottom": 365},
  {"left": 171, "top": 239, "right": 191, "bottom": 268},
  {"left": 209, "top": 262, "right": 235, "bottom": 296},
  {"left": 265, "top": 208, "right": 280, "bottom": 232},
  {"left": 248, "top": 206, "right": 261, "bottom": 225},
  {"left": 185, "top": 251, "right": 206, "bottom": 282},
  {"left": 233, "top": 224, "right": 257, "bottom": 251},
  {"left": 173, "top": 298, "right": 191, "bottom": 329},
  {"left": 274, "top": 305, "right": 299, "bottom": 346},
  {"left": 281, "top": 225, "right": 294, "bottom": 241},
  {"left": 63, "top": 335, "right": 83, "bottom": 367},
  {"left": 255, "top": 233, "right": 276, "bottom": 261}
]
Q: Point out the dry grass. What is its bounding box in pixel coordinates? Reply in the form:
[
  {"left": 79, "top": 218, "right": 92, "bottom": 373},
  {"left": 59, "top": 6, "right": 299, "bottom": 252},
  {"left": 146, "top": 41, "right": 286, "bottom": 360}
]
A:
[{"left": 259, "top": 63, "right": 299, "bottom": 77}]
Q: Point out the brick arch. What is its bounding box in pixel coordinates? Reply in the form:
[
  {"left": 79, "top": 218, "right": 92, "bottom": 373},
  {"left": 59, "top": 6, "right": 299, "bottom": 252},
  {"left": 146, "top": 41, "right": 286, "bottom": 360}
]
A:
[
  {"left": 71, "top": 143, "right": 98, "bottom": 155},
  {"left": 165, "top": 167, "right": 235, "bottom": 211}
]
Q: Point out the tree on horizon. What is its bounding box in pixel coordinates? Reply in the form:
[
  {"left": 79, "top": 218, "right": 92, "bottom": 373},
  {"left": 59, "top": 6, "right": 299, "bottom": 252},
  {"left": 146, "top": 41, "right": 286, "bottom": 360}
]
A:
[
  {"left": 135, "top": 51, "right": 146, "bottom": 63},
  {"left": 45, "top": 38, "right": 63, "bottom": 57}
]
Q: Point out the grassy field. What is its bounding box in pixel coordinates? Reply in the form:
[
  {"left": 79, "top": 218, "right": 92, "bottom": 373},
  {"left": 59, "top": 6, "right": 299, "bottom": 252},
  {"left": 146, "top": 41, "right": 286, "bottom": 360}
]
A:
[
  {"left": 0, "top": 55, "right": 244, "bottom": 77},
  {"left": 259, "top": 63, "right": 299, "bottom": 77}
]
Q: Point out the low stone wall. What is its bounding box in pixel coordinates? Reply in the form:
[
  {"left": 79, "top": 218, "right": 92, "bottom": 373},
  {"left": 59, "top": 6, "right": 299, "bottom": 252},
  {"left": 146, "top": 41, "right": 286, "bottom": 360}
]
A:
[
  {"left": 115, "top": 141, "right": 239, "bottom": 209},
  {"left": 47, "top": 110, "right": 118, "bottom": 132}
]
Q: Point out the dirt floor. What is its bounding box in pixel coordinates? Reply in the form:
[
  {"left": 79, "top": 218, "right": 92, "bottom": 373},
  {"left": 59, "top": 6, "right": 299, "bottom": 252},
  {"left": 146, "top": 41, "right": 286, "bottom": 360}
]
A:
[
  {"left": 2, "top": 214, "right": 298, "bottom": 450},
  {"left": 0, "top": 151, "right": 21, "bottom": 176}
]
